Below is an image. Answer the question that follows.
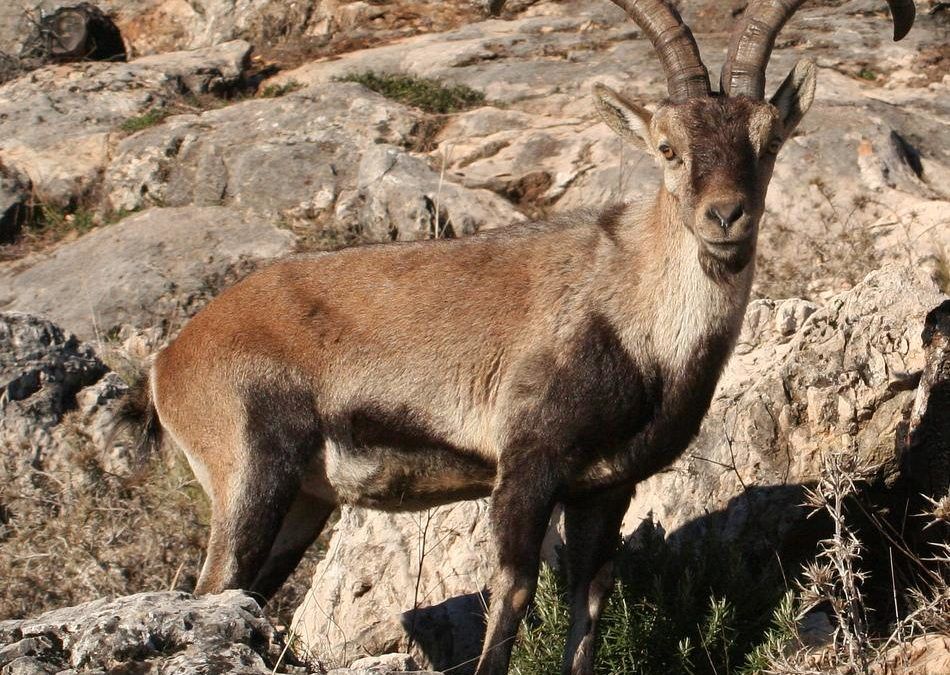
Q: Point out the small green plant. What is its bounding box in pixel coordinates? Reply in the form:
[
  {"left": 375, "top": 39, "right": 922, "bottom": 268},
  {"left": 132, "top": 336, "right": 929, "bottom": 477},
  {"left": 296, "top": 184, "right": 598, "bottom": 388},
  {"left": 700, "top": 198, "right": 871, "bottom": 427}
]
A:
[
  {"left": 858, "top": 68, "right": 877, "bottom": 81},
  {"left": 259, "top": 80, "right": 303, "bottom": 98},
  {"left": 336, "top": 71, "right": 485, "bottom": 114},
  {"left": 120, "top": 107, "right": 169, "bottom": 133},
  {"left": 510, "top": 521, "right": 790, "bottom": 675},
  {"left": 18, "top": 203, "right": 98, "bottom": 243}
]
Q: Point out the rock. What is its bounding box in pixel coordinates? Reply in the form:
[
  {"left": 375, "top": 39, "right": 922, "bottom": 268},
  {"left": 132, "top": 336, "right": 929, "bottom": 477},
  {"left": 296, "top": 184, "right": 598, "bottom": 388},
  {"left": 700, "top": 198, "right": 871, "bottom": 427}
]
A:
[
  {"left": 357, "top": 144, "right": 524, "bottom": 241},
  {"left": 0, "top": 590, "right": 308, "bottom": 674},
  {"left": 0, "top": 206, "right": 294, "bottom": 342},
  {"left": 624, "top": 265, "right": 947, "bottom": 542},
  {"left": 0, "top": 312, "right": 107, "bottom": 472},
  {"left": 0, "top": 1, "right": 487, "bottom": 59},
  {"left": 349, "top": 653, "right": 419, "bottom": 670},
  {"left": 102, "top": 82, "right": 422, "bottom": 225},
  {"left": 327, "top": 651, "right": 443, "bottom": 673},
  {"left": 18, "top": 3, "right": 126, "bottom": 64},
  {"left": 0, "top": 163, "right": 30, "bottom": 244},
  {"left": 0, "top": 40, "right": 250, "bottom": 206},
  {"left": 264, "top": 0, "right": 950, "bottom": 299},
  {"left": 291, "top": 502, "right": 494, "bottom": 672},
  {"left": 871, "top": 634, "right": 950, "bottom": 675},
  {"left": 291, "top": 265, "right": 949, "bottom": 670}
]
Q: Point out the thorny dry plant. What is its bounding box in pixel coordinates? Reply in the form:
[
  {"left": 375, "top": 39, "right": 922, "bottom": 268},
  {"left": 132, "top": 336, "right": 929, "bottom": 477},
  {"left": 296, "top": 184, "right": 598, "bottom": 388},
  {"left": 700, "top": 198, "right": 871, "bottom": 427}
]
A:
[
  {"left": 797, "top": 447, "right": 875, "bottom": 671},
  {"left": 758, "top": 446, "right": 950, "bottom": 674}
]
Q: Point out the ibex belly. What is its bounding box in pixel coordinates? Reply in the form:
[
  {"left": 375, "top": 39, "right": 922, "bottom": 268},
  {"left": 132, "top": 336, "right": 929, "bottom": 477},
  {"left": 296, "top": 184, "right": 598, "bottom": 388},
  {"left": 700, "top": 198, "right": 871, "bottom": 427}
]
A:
[{"left": 321, "top": 439, "right": 496, "bottom": 510}]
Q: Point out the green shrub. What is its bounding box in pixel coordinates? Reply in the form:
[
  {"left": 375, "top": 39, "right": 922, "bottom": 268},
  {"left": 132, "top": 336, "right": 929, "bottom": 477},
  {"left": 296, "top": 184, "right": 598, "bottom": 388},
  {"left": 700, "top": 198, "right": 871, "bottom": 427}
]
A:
[
  {"left": 120, "top": 107, "right": 169, "bottom": 133},
  {"left": 336, "top": 71, "right": 485, "bottom": 114},
  {"left": 511, "top": 521, "right": 790, "bottom": 675},
  {"left": 259, "top": 81, "right": 303, "bottom": 98}
]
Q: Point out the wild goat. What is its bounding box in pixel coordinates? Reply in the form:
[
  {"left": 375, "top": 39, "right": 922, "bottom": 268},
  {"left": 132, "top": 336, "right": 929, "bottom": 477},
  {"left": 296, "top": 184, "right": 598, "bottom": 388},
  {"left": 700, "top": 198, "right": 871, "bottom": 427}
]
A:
[{"left": 129, "top": 1, "right": 916, "bottom": 673}]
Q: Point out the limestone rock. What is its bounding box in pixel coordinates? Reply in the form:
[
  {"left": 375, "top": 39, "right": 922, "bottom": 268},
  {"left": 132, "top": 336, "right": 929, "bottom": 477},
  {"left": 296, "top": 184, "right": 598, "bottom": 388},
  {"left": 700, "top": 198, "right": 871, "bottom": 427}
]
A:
[
  {"left": 0, "top": 590, "right": 307, "bottom": 674},
  {"left": 0, "top": 40, "right": 250, "bottom": 205},
  {"left": 872, "top": 634, "right": 950, "bottom": 675},
  {"left": 0, "top": 206, "right": 294, "bottom": 341},
  {"left": 292, "top": 502, "right": 494, "bottom": 672},
  {"left": 623, "top": 265, "right": 948, "bottom": 541},
  {"left": 102, "top": 83, "right": 421, "bottom": 224},
  {"left": 357, "top": 144, "right": 524, "bottom": 241},
  {"left": 328, "top": 651, "right": 444, "bottom": 673},
  {"left": 265, "top": 0, "right": 950, "bottom": 299},
  {"left": 0, "top": 312, "right": 107, "bottom": 472},
  {"left": 0, "top": 164, "right": 30, "bottom": 244},
  {"left": 291, "top": 266, "right": 949, "bottom": 671}
]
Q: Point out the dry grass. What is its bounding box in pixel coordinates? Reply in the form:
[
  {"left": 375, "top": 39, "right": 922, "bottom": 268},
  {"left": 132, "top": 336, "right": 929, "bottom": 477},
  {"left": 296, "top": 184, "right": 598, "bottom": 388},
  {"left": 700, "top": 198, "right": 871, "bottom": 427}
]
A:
[
  {"left": 0, "top": 439, "right": 207, "bottom": 620},
  {"left": 0, "top": 414, "right": 325, "bottom": 628},
  {"left": 754, "top": 448, "right": 950, "bottom": 674}
]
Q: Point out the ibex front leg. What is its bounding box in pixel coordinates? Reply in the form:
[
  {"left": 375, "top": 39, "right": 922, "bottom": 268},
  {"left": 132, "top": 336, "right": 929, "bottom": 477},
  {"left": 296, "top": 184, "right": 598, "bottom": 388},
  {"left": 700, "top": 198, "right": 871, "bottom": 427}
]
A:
[
  {"left": 560, "top": 485, "right": 632, "bottom": 675},
  {"left": 475, "top": 452, "right": 559, "bottom": 675}
]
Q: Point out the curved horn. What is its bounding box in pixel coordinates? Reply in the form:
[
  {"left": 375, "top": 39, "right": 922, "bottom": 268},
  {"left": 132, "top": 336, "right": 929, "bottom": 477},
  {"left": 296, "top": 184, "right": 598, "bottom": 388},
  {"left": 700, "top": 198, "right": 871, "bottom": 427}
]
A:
[
  {"left": 722, "top": 0, "right": 916, "bottom": 99},
  {"left": 609, "top": 0, "right": 711, "bottom": 101}
]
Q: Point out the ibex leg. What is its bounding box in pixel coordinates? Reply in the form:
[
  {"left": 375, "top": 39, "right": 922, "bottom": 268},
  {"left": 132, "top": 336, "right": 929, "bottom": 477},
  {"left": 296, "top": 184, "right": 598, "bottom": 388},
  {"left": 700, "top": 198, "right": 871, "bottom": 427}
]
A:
[
  {"left": 249, "top": 491, "right": 335, "bottom": 601},
  {"left": 195, "top": 469, "right": 301, "bottom": 597},
  {"left": 560, "top": 485, "right": 632, "bottom": 675},
  {"left": 474, "top": 456, "right": 559, "bottom": 675},
  {"left": 195, "top": 382, "right": 322, "bottom": 601}
]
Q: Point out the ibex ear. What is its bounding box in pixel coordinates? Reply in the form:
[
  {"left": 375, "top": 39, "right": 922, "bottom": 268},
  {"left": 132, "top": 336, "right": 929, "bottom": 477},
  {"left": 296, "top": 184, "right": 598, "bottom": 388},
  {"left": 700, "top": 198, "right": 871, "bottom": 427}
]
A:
[
  {"left": 770, "top": 59, "right": 817, "bottom": 136},
  {"left": 592, "top": 83, "right": 652, "bottom": 150}
]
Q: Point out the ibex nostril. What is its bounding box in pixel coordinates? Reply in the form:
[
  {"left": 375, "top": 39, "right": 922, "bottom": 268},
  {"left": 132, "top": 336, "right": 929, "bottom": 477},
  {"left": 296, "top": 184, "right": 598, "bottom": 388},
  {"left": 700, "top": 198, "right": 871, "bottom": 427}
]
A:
[{"left": 708, "top": 201, "right": 745, "bottom": 230}]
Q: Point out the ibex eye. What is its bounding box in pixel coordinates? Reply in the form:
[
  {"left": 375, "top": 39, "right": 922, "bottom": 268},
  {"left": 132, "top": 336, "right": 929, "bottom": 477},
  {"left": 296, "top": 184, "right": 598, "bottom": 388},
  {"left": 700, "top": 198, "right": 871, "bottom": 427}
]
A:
[
  {"left": 767, "top": 138, "right": 782, "bottom": 154},
  {"left": 659, "top": 144, "right": 676, "bottom": 161}
]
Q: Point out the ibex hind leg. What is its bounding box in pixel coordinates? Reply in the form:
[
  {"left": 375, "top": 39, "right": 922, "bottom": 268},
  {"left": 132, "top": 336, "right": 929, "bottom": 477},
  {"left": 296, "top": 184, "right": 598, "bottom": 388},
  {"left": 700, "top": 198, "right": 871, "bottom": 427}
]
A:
[
  {"left": 560, "top": 485, "right": 632, "bottom": 675},
  {"left": 195, "top": 382, "right": 324, "bottom": 602},
  {"left": 248, "top": 490, "right": 336, "bottom": 601},
  {"left": 195, "top": 463, "right": 303, "bottom": 598}
]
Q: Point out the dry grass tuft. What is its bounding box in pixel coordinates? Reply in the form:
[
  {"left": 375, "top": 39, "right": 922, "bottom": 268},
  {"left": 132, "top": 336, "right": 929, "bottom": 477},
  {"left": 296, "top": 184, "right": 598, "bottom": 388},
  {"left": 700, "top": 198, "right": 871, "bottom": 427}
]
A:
[
  {"left": 0, "top": 440, "right": 208, "bottom": 620},
  {"left": 0, "top": 415, "right": 324, "bottom": 627}
]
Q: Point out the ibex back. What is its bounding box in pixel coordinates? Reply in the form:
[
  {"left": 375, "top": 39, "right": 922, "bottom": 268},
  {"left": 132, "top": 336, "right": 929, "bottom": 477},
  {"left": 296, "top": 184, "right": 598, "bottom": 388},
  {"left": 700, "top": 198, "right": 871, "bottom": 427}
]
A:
[{"left": 138, "top": 1, "right": 916, "bottom": 673}]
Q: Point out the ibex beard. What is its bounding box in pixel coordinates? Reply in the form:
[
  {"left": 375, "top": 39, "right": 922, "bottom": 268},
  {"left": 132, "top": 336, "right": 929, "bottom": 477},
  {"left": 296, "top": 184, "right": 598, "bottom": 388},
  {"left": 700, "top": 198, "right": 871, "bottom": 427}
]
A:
[{"left": 126, "top": 1, "right": 916, "bottom": 674}]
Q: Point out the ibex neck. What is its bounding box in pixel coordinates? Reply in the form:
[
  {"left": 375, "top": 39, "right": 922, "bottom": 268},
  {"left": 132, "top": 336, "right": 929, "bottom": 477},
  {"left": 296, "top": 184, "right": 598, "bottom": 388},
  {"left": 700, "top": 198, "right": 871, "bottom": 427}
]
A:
[{"left": 617, "top": 186, "right": 755, "bottom": 376}]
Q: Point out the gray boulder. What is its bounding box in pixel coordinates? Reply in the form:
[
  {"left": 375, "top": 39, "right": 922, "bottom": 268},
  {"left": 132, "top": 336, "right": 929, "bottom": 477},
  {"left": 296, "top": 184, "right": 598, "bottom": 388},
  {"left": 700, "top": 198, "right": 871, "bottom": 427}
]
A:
[
  {"left": 0, "top": 40, "right": 250, "bottom": 206},
  {"left": 0, "top": 590, "right": 307, "bottom": 674},
  {"left": 0, "top": 206, "right": 294, "bottom": 342},
  {"left": 102, "top": 82, "right": 422, "bottom": 224},
  {"left": 357, "top": 144, "right": 524, "bottom": 241},
  {"left": 0, "top": 312, "right": 107, "bottom": 473},
  {"left": 0, "top": 164, "right": 30, "bottom": 244}
]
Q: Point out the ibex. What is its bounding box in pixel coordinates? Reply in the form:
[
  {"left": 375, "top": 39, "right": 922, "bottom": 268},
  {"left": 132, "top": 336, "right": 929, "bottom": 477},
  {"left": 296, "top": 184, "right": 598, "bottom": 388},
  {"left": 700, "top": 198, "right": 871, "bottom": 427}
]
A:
[{"left": 129, "top": 1, "right": 916, "bottom": 673}]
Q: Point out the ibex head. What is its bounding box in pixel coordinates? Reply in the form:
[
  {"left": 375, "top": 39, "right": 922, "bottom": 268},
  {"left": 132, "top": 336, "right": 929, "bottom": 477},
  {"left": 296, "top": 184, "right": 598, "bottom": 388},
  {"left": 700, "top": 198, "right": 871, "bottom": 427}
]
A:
[{"left": 590, "top": 0, "right": 915, "bottom": 271}]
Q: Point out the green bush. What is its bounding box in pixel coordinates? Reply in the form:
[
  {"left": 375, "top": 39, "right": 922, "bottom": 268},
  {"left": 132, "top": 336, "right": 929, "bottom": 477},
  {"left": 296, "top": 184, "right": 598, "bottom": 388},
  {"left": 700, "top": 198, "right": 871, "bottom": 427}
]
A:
[
  {"left": 120, "top": 108, "right": 169, "bottom": 133},
  {"left": 511, "top": 521, "right": 792, "bottom": 675},
  {"left": 336, "top": 71, "right": 485, "bottom": 114}
]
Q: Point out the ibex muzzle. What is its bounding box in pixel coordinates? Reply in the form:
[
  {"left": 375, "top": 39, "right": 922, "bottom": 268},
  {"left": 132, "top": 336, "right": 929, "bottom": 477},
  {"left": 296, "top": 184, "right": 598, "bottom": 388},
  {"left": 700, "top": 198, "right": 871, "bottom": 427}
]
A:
[{"left": 130, "top": 2, "right": 916, "bottom": 674}]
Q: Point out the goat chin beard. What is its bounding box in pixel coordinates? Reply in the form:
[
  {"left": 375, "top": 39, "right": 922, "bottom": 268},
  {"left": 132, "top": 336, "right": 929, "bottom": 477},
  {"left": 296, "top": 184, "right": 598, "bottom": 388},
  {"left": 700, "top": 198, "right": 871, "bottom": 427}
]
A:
[{"left": 697, "top": 236, "right": 756, "bottom": 275}]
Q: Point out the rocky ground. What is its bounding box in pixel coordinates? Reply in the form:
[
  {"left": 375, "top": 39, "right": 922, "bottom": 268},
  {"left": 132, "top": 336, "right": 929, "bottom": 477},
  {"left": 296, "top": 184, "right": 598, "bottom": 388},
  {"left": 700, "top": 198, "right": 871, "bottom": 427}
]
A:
[{"left": 0, "top": 0, "right": 948, "bottom": 673}]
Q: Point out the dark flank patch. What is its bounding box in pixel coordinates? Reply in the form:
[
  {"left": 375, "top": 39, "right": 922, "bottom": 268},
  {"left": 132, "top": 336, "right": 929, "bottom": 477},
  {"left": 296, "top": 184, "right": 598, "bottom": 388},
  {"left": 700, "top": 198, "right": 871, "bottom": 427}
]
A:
[
  {"left": 508, "top": 314, "right": 662, "bottom": 479},
  {"left": 349, "top": 403, "right": 451, "bottom": 452},
  {"left": 683, "top": 97, "right": 758, "bottom": 195},
  {"left": 243, "top": 381, "right": 323, "bottom": 470}
]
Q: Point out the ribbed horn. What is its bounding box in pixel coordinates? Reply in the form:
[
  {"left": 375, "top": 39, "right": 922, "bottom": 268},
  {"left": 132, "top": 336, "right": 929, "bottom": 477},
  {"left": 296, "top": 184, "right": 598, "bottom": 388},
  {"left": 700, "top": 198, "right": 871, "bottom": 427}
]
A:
[
  {"left": 609, "top": 0, "right": 711, "bottom": 102},
  {"left": 722, "top": 0, "right": 916, "bottom": 99}
]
